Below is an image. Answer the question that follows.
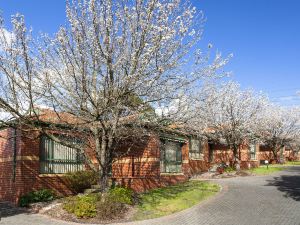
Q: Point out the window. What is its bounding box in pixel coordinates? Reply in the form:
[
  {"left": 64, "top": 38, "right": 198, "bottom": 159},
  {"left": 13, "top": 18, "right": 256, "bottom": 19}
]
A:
[
  {"left": 160, "top": 140, "right": 182, "bottom": 173},
  {"left": 250, "top": 144, "right": 256, "bottom": 160},
  {"left": 189, "top": 138, "right": 203, "bottom": 159},
  {"left": 40, "top": 135, "right": 84, "bottom": 174}
]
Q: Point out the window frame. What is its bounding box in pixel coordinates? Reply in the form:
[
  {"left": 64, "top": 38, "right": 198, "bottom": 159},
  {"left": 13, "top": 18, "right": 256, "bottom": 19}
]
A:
[
  {"left": 160, "top": 139, "right": 183, "bottom": 173},
  {"left": 249, "top": 143, "right": 257, "bottom": 160},
  {"left": 189, "top": 137, "right": 203, "bottom": 160},
  {"left": 39, "top": 135, "right": 85, "bottom": 174}
]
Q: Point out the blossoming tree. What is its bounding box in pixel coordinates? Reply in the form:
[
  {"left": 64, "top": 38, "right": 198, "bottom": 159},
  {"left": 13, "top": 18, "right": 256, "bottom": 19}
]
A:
[
  {"left": 0, "top": 0, "right": 229, "bottom": 189},
  {"left": 256, "top": 105, "right": 300, "bottom": 162},
  {"left": 195, "top": 82, "right": 267, "bottom": 168}
]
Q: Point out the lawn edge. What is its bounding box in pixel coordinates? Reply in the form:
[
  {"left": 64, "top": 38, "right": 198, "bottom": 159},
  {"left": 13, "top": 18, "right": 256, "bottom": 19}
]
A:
[
  {"left": 129, "top": 181, "right": 225, "bottom": 224},
  {"left": 38, "top": 181, "right": 224, "bottom": 225}
]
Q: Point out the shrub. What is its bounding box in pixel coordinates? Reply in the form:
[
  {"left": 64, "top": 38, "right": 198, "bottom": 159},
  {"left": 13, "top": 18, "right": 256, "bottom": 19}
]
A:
[
  {"left": 109, "top": 187, "right": 134, "bottom": 205},
  {"left": 66, "top": 170, "right": 98, "bottom": 193},
  {"left": 19, "top": 189, "right": 56, "bottom": 207},
  {"left": 63, "top": 194, "right": 100, "bottom": 218},
  {"left": 63, "top": 187, "right": 134, "bottom": 219},
  {"left": 96, "top": 198, "right": 125, "bottom": 219},
  {"left": 224, "top": 166, "right": 235, "bottom": 173}
]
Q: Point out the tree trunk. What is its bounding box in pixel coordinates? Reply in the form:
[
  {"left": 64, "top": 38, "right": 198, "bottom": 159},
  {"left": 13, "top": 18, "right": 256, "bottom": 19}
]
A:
[
  {"left": 272, "top": 146, "right": 279, "bottom": 163},
  {"left": 93, "top": 128, "right": 110, "bottom": 192},
  {"left": 99, "top": 129, "right": 109, "bottom": 191},
  {"left": 99, "top": 127, "right": 115, "bottom": 192},
  {"left": 233, "top": 145, "right": 240, "bottom": 170}
]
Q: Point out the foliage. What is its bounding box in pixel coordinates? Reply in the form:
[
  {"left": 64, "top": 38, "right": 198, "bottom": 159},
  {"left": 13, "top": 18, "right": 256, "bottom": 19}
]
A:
[
  {"left": 108, "top": 187, "right": 134, "bottom": 205},
  {"left": 19, "top": 189, "right": 56, "bottom": 207},
  {"left": 224, "top": 166, "right": 235, "bottom": 173},
  {"left": 96, "top": 197, "right": 125, "bottom": 220},
  {"left": 134, "top": 181, "right": 219, "bottom": 220},
  {"left": 63, "top": 194, "right": 99, "bottom": 218},
  {"left": 256, "top": 106, "right": 300, "bottom": 160},
  {"left": 63, "top": 187, "right": 134, "bottom": 219},
  {"left": 191, "top": 81, "right": 268, "bottom": 162},
  {"left": 0, "top": 0, "right": 230, "bottom": 190},
  {"left": 65, "top": 170, "right": 98, "bottom": 193}
]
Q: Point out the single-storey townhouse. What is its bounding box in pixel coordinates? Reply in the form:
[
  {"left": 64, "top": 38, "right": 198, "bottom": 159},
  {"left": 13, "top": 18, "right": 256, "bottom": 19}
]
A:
[
  {"left": 257, "top": 144, "right": 300, "bottom": 163},
  {"left": 0, "top": 109, "right": 298, "bottom": 204}
]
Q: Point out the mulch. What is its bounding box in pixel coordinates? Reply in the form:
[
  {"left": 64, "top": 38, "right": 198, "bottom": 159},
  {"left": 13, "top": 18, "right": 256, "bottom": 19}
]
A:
[{"left": 39, "top": 201, "right": 137, "bottom": 224}]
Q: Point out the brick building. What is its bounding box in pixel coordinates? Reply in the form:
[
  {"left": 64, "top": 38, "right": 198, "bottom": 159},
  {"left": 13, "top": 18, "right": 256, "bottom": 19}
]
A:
[
  {"left": 0, "top": 111, "right": 299, "bottom": 204},
  {"left": 258, "top": 144, "right": 300, "bottom": 163}
]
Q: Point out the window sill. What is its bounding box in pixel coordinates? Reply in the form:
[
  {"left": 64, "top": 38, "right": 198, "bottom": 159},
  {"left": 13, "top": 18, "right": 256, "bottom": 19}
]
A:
[
  {"left": 39, "top": 174, "right": 67, "bottom": 177},
  {"left": 189, "top": 158, "right": 204, "bottom": 161},
  {"left": 160, "top": 172, "right": 184, "bottom": 176}
]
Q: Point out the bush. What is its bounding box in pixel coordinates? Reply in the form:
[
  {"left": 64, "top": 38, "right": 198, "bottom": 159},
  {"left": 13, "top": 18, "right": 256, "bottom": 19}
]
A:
[
  {"left": 63, "top": 194, "right": 100, "bottom": 218},
  {"left": 224, "top": 166, "right": 235, "bottom": 173},
  {"left": 62, "top": 187, "right": 134, "bottom": 219},
  {"left": 109, "top": 187, "right": 134, "bottom": 205},
  {"left": 20, "top": 189, "right": 56, "bottom": 207},
  {"left": 66, "top": 170, "right": 98, "bottom": 193},
  {"left": 96, "top": 197, "right": 125, "bottom": 219}
]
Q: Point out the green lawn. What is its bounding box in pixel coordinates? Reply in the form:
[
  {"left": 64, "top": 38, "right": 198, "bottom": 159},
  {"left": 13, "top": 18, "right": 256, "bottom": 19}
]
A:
[
  {"left": 285, "top": 161, "right": 300, "bottom": 166},
  {"left": 249, "top": 166, "right": 284, "bottom": 175},
  {"left": 133, "top": 181, "right": 220, "bottom": 221}
]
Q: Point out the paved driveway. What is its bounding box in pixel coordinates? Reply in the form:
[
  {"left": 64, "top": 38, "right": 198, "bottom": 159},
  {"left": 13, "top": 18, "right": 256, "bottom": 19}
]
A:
[{"left": 1, "top": 166, "right": 300, "bottom": 225}]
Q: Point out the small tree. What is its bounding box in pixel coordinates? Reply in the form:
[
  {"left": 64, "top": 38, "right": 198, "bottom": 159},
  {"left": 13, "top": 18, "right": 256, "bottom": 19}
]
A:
[{"left": 0, "top": 0, "right": 229, "bottom": 189}]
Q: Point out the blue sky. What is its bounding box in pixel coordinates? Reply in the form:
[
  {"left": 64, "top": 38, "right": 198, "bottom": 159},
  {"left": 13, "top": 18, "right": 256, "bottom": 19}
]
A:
[{"left": 0, "top": 0, "right": 299, "bottom": 106}]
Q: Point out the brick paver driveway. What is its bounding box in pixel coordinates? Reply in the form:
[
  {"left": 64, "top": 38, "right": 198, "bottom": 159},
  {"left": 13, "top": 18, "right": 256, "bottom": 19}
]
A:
[{"left": 1, "top": 166, "right": 300, "bottom": 225}]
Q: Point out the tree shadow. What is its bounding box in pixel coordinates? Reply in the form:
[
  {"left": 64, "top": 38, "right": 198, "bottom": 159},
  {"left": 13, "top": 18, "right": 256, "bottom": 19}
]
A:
[
  {"left": 266, "top": 167, "right": 300, "bottom": 201},
  {"left": 0, "top": 202, "right": 29, "bottom": 219}
]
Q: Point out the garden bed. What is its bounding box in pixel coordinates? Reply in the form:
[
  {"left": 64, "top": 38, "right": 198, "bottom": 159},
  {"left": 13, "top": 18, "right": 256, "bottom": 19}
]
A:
[
  {"left": 42, "top": 200, "right": 136, "bottom": 224},
  {"left": 39, "top": 181, "right": 220, "bottom": 224}
]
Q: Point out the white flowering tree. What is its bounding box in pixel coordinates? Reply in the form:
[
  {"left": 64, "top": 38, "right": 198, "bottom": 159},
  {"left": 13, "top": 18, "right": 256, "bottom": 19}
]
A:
[
  {"left": 194, "top": 81, "right": 267, "bottom": 168},
  {"left": 256, "top": 105, "right": 300, "bottom": 162},
  {"left": 0, "top": 0, "right": 230, "bottom": 189}
]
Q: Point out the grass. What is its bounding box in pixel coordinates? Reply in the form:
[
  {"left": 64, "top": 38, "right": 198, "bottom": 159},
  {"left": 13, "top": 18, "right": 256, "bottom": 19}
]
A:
[
  {"left": 133, "top": 181, "right": 220, "bottom": 221},
  {"left": 285, "top": 161, "right": 300, "bottom": 166},
  {"left": 249, "top": 166, "right": 284, "bottom": 175}
]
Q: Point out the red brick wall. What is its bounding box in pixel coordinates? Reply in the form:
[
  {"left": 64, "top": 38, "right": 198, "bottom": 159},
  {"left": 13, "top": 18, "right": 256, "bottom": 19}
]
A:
[
  {"left": 112, "top": 135, "right": 191, "bottom": 192},
  {"left": 0, "top": 128, "right": 23, "bottom": 204},
  {"left": 257, "top": 145, "right": 300, "bottom": 163},
  {"left": 112, "top": 135, "right": 160, "bottom": 179},
  {"left": 210, "top": 143, "right": 233, "bottom": 165},
  {"left": 0, "top": 129, "right": 76, "bottom": 204},
  {"left": 1, "top": 130, "right": 195, "bottom": 203},
  {"left": 185, "top": 142, "right": 210, "bottom": 175},
  {"left": 5, "top": 127, "right": 283, "bottom": 204},
  {"left": 114, "top": 174, "right": 187, "bottom": 193},
  {"left": 284, "top": 148, "right": 299, "bottom": 161},
  {"left": 239, "top": 143, "right": 259, "bottom": 169},
  {"left": 208, "top": 142, "right": 259, "bottom": 169},
  {"left": 257, "top": 145, "right": 276, "bottom": 163}
]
